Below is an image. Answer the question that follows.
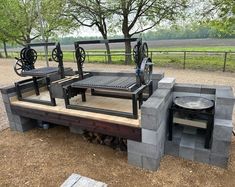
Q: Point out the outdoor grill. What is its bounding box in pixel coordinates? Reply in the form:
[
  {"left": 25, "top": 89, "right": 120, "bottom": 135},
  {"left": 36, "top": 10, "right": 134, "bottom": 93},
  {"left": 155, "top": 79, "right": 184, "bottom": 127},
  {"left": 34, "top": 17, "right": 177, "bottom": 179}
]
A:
[
  {"left": 14, "top": 42, "right": 70, "bottom": 106},
  {"left": 168, "top": 96, "right": 215, "bottom": 148},
  {"left": 63, "top": 38, "right": 153, "bottom": 119}
]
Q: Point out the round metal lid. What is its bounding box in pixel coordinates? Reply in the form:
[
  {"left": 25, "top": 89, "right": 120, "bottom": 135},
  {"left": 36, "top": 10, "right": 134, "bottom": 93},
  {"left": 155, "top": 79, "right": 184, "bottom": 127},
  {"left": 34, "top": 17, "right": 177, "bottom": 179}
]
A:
[{"left": 174, "top": 96, "right": 214, "bottom": 110}]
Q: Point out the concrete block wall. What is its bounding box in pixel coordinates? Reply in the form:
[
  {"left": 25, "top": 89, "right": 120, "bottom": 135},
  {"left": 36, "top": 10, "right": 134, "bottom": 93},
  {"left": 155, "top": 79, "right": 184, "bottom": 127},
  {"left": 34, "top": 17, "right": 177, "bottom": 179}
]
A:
[
  {"left": 211, "top": 87, "right": 235, "bottom": 167},
  {"left": 128, "top": 77, "right": 175, "bottom": 171},
  {"left": 1, "top": 85, "right": 38, "bottom": 132},
  {"left": 164, "top": 83, "right": 235, "bottom": 168}
]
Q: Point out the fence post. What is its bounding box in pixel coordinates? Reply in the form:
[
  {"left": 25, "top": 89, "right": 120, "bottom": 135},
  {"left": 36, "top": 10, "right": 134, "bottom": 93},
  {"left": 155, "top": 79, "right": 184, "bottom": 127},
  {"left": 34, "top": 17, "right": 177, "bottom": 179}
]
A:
[
  {"left": 150, "top": 51, "right": 153, "bottom": 60},
  {"left": 183, "top": 51, "right": 186, "bottom": 69},
  {"left": 223, "top": 52, "right": 228, "bottom": 72}
]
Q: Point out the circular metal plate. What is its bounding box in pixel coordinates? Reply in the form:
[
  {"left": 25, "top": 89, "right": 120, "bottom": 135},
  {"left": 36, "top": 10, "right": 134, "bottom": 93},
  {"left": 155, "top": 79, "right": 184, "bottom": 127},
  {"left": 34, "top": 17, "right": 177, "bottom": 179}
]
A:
[{"left": 174, "top": 96, "right": 214, "bottom": 110}]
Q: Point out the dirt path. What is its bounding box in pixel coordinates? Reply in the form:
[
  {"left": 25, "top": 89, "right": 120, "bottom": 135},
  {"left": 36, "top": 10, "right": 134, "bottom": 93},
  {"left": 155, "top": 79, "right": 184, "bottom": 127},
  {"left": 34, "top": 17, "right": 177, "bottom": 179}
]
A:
[{"left": 0, "top": 58, "right": 235, "bottom": 187}]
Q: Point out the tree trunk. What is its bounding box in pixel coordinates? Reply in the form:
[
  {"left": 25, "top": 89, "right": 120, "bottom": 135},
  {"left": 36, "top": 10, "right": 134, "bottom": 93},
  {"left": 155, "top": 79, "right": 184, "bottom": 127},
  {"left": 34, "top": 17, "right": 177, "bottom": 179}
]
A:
[
  {"left": 104, "top": 42, "right": 112, "bottom": 64},
  {"left": 122, "top": 14, "right": 132, "bottom": 65},
  {"left": 124, "top": 34, "right": 132, "bottom": 65},
  {"left": 102, "top": 34, "right": 112, "bottom": 63},
  {"left": 3, "top": 41, "right": 8, "bottom": 58}
]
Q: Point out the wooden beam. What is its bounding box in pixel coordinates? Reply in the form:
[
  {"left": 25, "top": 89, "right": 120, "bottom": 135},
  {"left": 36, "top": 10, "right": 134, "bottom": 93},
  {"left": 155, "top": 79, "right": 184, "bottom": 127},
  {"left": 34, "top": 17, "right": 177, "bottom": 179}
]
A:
[{"left": 11, "top": 105, "right": 141, "bottom": 142}]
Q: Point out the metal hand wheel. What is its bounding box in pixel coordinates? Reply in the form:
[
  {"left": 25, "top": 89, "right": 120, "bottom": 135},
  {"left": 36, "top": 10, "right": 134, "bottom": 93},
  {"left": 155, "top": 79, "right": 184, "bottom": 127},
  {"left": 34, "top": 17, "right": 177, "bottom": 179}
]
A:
[{"left": 75, "top": 47, "right": 86, "bottom": 64}]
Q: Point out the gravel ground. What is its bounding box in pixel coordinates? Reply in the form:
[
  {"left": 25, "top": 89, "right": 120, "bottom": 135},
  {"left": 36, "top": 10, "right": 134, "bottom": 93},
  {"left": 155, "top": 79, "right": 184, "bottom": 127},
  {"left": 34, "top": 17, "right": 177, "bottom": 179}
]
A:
[{"left": 0, "top": 58, "right": 235, "bottom": 187}]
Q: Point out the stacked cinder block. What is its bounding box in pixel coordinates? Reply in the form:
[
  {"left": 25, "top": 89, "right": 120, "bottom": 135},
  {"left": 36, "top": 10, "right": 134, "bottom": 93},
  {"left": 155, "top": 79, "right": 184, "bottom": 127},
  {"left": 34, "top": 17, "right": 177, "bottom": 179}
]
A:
[
  {"left": 211, "top": 87, "right": 234, "bottom": 167},
  {"left": 164, "top": 84, "right": 235, "bottom": 168},
  {"left": 127, "top": 77, "right": 175, "bottom": 171},
  {"left": 1, "top": 86, "right": 37, "bottom": 132}
]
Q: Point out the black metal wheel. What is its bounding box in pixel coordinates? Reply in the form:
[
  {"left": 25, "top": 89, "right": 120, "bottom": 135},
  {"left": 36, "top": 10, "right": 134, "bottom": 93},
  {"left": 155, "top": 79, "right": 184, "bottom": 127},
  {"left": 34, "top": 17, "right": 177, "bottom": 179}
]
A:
[
  {"left": 133, "top": 44, "right": 139, "bottom": 64},
  {"left": 140, "top": 57, "right": 153, "bottom": 85},
  {"left": 25, "top": 48, "right": 37, "bottom": 63},
  {"left": 14, "top": 59, "right": 24, "bottom": 76},
  {"left": 20, "top": 47, "right": 28, "bottom": 62},
  {"left": 51, "top": 48, "right": 59, "bottom": 62},
  {"left": 141, "top": 42, "right": 148, "bottom": 58},
  {"left": 76, "top": 47, "right": 86, "bottom": 64}
]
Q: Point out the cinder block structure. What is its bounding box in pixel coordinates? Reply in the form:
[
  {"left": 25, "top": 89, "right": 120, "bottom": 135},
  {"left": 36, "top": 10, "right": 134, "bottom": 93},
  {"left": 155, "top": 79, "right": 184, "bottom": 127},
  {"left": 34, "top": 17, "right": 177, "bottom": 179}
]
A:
[{"left": 1, "top": 75, "right": 234, "bottom": 171}]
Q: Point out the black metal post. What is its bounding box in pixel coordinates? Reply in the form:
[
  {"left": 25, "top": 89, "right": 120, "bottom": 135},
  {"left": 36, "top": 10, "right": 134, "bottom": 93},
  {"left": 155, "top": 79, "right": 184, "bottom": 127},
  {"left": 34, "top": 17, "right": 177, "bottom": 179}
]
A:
[
  {"left": 168, "top": 108, "right": 173, "bottom": 141},
  {"left": 183, "top": 51, "right": 186, "bottom": 69},
  {"left": 46, "top": 77, "right": 56, "bottom": 106},
  {"left": 33, "top": 77, "right": 40, "bottom": 96},
  {"left": 223, "top": 52, "right": 228, "bottom": 72},
  {"left": 132, "top": 94, "right": 138, "bottom": 119}
]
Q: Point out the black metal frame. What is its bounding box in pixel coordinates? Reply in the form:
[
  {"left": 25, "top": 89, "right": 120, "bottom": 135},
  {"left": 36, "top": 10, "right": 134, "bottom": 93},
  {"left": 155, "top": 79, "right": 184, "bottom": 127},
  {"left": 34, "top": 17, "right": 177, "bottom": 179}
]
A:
[
  {"left": 63, "top": 38, "right": 153, "bottom": 119},
  {"left": 168, "top": 102, "right": 215, "bottom": 149},
  {"left": 15, "top": 77, "right": 56, "bottom": 106},
  {"left": 14, "top": 42, "right": 65, "bottom": 106},
  {"left": 63, "top": 80, "right": 153, "bottom": 119}
]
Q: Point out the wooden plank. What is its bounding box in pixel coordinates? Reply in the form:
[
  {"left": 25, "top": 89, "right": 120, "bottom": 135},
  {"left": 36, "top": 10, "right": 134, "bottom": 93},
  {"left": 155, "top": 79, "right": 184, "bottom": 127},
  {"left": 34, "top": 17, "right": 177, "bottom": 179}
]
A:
[
  {"left": 11, "top": 104, "right": 141, "bottom": 141},
  {"left": 10, "top": 98, "right": 140, "bottom": 127},
  {"left": 173, "top": 117, "right": 207, "bottom": 129},
  {"left": 60, "top": 173, "right": 82, "bottom": 187}
]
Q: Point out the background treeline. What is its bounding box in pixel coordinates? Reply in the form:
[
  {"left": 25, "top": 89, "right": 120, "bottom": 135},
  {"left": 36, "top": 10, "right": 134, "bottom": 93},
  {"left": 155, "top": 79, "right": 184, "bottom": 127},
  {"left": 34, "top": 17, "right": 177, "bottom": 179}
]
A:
[{"left": 58, "top": 24, "right": 235, "bottom": 45}]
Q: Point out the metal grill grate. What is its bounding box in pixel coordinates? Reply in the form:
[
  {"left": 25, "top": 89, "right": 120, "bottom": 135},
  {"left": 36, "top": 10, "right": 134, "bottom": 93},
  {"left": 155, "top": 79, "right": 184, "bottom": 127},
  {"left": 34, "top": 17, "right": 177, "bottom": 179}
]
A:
[
  {"left": 72, "top": 76, "right": 136, "bottom": 91},
  {"left": 22, "top": 67, "right": 59, "bottom": 77}
]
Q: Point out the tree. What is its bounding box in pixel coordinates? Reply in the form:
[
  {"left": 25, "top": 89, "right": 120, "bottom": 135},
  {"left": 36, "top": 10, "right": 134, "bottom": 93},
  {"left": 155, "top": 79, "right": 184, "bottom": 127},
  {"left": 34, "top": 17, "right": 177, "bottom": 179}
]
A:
[
  {"left": 206, "top": 0, "right": 235, "bottom": 35},
  {"left": 109, "top": 0, "right": 188, "bottom": 64},
  {"left": 66, "top": 0, "right": 113, "bottom": 63},
  {"left": 0, "top": 0, "right": 40, "bottom": 45}
]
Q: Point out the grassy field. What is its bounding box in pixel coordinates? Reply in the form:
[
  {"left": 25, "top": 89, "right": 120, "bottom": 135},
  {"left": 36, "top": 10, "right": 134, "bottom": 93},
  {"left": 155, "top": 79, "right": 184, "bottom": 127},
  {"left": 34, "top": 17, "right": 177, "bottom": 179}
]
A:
[{"left": 6, "top": 46, "right": 235, "bottom": 72}]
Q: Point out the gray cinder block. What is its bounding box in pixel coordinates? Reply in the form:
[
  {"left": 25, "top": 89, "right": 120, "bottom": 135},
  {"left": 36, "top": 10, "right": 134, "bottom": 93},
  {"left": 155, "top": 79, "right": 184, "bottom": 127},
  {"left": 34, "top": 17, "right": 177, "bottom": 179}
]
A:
[
  {"left": 158, "top": 77, "right": 175, "bottom": 89},
  {"left": 215, "top": 103, "right": 234, "bottom": 120},
  {"left": 141, "top": 97, "right": 165, "bottom": 116},
  {"left": 142, "top": 156, "right": 160, "bottom": 171},
  {"left": 216, "top": 87, "right": 234, "bottom": 100},
  {"left": 183, "top": 126, "right": 197, "bottom": 135},
  {"left": 179, "top": 134, "right": 196, "bottom": 160},
  {"left": 127, "top": 152, "right": 143, "bottom": 168},
  {"left": 141, "top": 113, "right": 161, "bottom": 131},
  {"left": 211, "top": 138, "right": 231, "bottom": 156},
  {"left": 14, "top": 116, "right": 37, "bottom": 132},
  {"left": 213, "top": 119, "right": 233, "bottom": 141},
  {"left": 201, "top": 85, "right": 216, "bottom": 94},
  {"left": 152, "top": 89, "right": 171, "bottom": 102},
  {"left": 173, "top": 83, "right": 201, "bottom": 93},
  {"left": 172, "top": 125, "right": 183, "bottom": 143},
  {"left": 194, "top": 142, "right": 210, "bottom": 164},
  {"left": 142, "top": 128, "right": 158, "bottom": 145},
  {"left": 127, "top": 140, "right": 160, "bottom": 159},
  {"left": 8, "top": 121, "right": 17, "bottom": 131},
  {"left": 6, "top": 111, "right": 14, "bottom": 122},
  {"left": 164, "top": 140, "right": 180, "bottom": 157},
  {"left": 142, "top": 122, "right": 167, "bottom": 146},
  {"left": 70, "top": 126, "right": 84, "bottom": 135},
  {"left": 210, "top": 153, "right": 229, "bottom": 168},
  {"left": 2, "top": 94, "right": 10, "bottom": 104}
]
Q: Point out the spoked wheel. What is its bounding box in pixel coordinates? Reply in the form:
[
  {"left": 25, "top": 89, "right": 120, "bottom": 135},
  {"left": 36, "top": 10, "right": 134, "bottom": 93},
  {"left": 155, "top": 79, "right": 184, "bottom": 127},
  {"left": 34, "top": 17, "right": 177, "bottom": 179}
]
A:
[
  {"left": 51, "top": 48, "right": 59, "bottom": 62},
  {"left": 141, "top": 42, "right": 148, "bottom": 58},
  {"left": 76, "top": 47, "right": 86, "bottom": 64},
  {"left": 133, "top": 44, "right": 139, "bottom": 64},
  {"left": 14, "top": 59, "right": 24, "bottom": 76},
  {"left": 25, "top": 48, "right": 37, "bottom": 64},
  {"left": 20, "top": 47, "right": 28, "bottom": 62},
  {"left": 140, "top": 57, "right": 153, "bottom": 85},
  {"left": 52, "top": 47, "right": 63, "bottom": 62}
]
